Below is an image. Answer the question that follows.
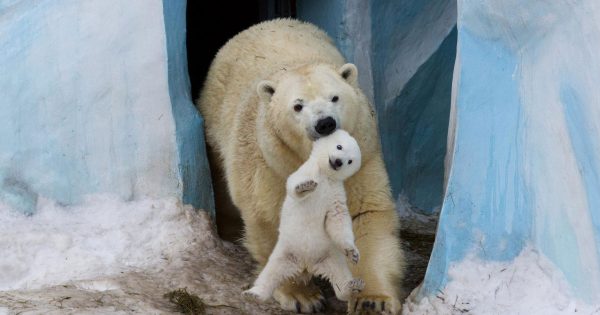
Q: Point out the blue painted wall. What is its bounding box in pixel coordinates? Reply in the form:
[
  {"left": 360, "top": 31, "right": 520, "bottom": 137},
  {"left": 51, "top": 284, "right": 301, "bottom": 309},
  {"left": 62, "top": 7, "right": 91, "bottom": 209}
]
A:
[
  {"left": 298, "top": 0, "right": 456, "bottom": 214},
  {"left": 162, "top": 1, "right": 215, "bottom": 216},
  {"left": 0, "top": 0, "right": 214, "bottom": 216},
  {"left": 419, "top": 0, "right": 600, "bottom": 303}
]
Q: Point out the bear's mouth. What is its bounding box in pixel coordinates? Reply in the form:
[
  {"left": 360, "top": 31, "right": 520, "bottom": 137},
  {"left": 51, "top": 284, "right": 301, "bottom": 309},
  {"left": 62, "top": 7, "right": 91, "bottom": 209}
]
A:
[{"left": 329, "top": 158, "right": 339, "bottom": 171}]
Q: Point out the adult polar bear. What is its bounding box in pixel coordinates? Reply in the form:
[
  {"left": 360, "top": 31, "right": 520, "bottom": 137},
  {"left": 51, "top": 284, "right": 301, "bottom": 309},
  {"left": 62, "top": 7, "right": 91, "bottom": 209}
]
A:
[{"left": 198, "top": 19, "right": 404, "bottom": 314}]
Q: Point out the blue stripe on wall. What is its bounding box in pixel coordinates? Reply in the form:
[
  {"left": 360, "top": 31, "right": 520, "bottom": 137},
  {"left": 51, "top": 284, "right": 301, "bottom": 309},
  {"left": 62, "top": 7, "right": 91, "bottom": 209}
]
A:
[{"left": 162, "top": 0, "right": 215, "bottom": 216}]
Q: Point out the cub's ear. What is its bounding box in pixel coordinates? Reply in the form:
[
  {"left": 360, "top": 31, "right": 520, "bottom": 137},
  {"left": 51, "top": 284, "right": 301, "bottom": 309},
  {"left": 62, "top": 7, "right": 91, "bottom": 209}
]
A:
[
  {"left": 338, "top": 63, "right": 358, "bottom": 85},
  {"left": 257, "top": 80, "right": 276, "bottom": 103}
]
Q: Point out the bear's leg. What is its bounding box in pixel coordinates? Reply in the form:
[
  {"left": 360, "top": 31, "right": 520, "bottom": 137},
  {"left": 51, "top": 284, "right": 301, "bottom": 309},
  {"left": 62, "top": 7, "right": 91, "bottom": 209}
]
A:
[
  {"left": 243, "top": 215, "right": 325, "bottom": 313},
  {"left": 349, "top": 210, "right": 404, "bottom": 314},
  {"left": 313, "top": 252, "right": 364, "bottom": 302},
  {"left": 272, "top": 273, "right": 325, "bottom": 313}
]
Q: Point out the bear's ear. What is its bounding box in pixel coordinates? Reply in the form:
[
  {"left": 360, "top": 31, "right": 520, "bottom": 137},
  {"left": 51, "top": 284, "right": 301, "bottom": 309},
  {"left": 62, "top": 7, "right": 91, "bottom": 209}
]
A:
[
  {"left": 338, "top": 63, "right": 358, "bottom": 85},
  {"left": 257, "top": 80, "right": 276, "bottom": 103}
]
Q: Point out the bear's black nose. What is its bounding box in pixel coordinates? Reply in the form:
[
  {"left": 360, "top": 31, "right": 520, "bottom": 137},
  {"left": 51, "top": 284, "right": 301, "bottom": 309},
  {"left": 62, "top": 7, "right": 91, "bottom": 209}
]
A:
[
  {"left": 315, "top": 117, "right": 337, "bottom": 136},
  {"left": 335, "top": 159, "right": 343, "bottom": 167}
]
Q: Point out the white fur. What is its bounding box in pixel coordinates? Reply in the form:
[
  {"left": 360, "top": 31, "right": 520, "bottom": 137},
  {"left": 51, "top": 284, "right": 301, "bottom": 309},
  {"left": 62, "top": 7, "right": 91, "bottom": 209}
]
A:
[{"left": 243, "top": 130, "right": 364, "bottom": 302}]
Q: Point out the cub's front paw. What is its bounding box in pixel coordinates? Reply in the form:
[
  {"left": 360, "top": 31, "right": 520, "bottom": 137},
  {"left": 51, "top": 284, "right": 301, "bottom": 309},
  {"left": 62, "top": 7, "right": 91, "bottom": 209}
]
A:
[
  {"left": 344, "top": 246, "right": 360, "bottom": 264},
  {"left": 295, "top": 180, "right": 318, "bottom": 195}
]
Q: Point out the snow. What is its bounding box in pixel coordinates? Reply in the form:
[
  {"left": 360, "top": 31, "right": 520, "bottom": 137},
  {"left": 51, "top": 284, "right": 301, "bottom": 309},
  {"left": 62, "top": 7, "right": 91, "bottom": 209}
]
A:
[
  {"left": 405, "top": 247, "right": 600, "bottom": 315},
  {"left": 0, "top": 196, "right": 342, "bottom": 314},
  {"left": 0, "top": 195, "right": 197, "bottom": 291}
]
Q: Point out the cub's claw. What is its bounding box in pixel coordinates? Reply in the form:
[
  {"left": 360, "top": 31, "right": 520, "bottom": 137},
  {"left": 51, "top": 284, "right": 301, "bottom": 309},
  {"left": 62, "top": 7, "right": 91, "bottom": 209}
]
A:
[
  {"left": 242, "top": 287, "right": 269, "bottom": 303},
  {"left": 347, "top": 278, "right": 365, "bottom": 294}
]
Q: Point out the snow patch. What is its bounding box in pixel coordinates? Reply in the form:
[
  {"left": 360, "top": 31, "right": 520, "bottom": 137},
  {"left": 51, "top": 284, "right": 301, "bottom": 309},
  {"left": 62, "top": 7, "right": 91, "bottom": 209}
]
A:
[
  {"left": 0, "top": 195, "right": 198, "bottom": 291},
  {"left": 405, "top": 247, "right": 600, "bottom": 314}
]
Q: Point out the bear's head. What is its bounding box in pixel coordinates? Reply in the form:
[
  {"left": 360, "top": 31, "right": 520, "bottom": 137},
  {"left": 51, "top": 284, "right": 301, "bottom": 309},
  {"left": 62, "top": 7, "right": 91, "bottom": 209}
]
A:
[
  {"left": 256, "top": 63, "right": 374, "bottom": 163},
  {"left": 312, "top": 129, "right": 361, "bottom": 181}
]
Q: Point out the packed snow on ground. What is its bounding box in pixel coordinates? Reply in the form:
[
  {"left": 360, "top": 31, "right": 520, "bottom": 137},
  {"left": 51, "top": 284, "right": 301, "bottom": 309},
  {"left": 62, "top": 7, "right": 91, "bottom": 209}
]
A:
[
  {"left": 404, "top": 246, "right": 600, "bottom": 315},
  {"left": 0, "top": 195, "right": 338, "bottom": 314},
  {"left": 0, "top": 195, "right": 198, "bottom": 292}
]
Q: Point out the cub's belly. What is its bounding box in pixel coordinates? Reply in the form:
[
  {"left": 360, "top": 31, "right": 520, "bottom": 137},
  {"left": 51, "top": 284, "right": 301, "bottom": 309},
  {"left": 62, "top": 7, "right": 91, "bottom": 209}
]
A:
[{"left": 278, "top": 225, "right": 334, "bottom": 259}]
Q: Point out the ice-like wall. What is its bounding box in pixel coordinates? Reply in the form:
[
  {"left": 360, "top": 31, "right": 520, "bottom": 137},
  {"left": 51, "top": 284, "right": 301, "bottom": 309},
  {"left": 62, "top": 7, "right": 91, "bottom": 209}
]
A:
[
  {"left": 419, "top": 0, "right": 600, "bottom": 305},
  {"left": 298, "top": 0, "right": 456, "bottom": 213},
  {"left": 0, "top": 0, "right": 214, "bottom": 215}
]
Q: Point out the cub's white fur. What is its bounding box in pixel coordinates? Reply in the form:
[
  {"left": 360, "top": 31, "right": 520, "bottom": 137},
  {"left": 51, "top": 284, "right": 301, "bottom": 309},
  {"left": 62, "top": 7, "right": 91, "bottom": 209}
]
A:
[{"left": 243, "top": 129, "right": 364, "bottom": 303}]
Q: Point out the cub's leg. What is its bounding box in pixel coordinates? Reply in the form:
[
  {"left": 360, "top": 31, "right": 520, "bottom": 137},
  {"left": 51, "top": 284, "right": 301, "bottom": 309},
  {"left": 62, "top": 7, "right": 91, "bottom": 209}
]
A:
[
  {"left": 325, "top": 200, "right": 358, "bottom": 262},
  {"left": 243, "top": 245, "right": 300, "bottom": 302},
  {"left": 242, "top": 207, "right": 325, "bottom": 313},
  {"left": 313, "top": 252, "right": 364, "bottom": 302}
]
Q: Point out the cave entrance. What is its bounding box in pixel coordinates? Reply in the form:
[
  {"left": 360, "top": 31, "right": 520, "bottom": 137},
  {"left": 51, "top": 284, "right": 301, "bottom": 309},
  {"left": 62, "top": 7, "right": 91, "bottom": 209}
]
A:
[
  {"left": 187, "top": 0, "right": 456, "bottom": 298},
  {"left": 186, "top": 0, "right": 296, "bottom": 242}
]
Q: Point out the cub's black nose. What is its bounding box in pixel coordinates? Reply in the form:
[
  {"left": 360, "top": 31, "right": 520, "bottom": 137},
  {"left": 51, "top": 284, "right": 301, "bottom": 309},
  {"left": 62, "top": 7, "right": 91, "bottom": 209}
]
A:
[
  {"left": 315, "top": 117, "right": 337, "bottom": 136},
  {"left": 335, "top": 159, "right": 343, "bottom": 167}
]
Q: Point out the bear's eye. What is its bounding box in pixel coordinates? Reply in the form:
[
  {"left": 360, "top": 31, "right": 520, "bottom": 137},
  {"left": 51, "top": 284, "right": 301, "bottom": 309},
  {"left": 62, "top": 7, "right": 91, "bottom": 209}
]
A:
[
  {"left": 348, "top": 160, "right": 353, "bottom": 164},
  {"left": 337, "top": 145, "right": 342, "bottom": 150},
  {"left": 331, "top": 96, "right": 339, "bottom": 103},
  {"left": 293, "top": 104, "right": 303, "bottom": 112}
]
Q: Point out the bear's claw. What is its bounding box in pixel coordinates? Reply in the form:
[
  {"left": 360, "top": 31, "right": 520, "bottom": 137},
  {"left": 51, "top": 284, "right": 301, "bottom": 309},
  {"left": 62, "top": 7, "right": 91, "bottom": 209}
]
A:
[{"left": 348, "top": 295, "right": 397, "bottom": 314}]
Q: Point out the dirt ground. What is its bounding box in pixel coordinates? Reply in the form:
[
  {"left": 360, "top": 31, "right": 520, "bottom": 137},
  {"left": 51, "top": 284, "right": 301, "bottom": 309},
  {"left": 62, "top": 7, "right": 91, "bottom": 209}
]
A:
[{"left": 0, "top": 209, "right": 437, "bottom": 315}]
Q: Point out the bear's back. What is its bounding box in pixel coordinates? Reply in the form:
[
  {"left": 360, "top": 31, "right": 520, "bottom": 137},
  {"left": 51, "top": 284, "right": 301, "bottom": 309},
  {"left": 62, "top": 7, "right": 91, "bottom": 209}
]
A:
[{"left": 216, "top": 18, "right": 345, "bottom": 83}]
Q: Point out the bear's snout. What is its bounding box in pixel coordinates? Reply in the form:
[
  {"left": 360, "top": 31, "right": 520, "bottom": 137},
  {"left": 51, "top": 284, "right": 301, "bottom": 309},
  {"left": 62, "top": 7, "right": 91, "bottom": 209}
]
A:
[{"left": 315, "top": 117, "right": 337, "bottom": 136}]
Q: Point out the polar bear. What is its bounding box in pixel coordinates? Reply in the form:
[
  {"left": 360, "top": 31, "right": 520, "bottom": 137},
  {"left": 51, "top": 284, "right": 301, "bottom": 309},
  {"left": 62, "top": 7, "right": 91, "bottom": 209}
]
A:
[
  {"left": 198, "top": 19, "right": 404, "bottom": 314},
  {"left": 243, "top": 130, "right": 365, "bottom": 306}
]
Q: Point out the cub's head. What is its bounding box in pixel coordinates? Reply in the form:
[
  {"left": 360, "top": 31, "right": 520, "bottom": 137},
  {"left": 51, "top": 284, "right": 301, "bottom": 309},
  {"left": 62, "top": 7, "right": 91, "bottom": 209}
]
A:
[
  {"left": 312, "top": 129, "right": 362, "bottom": 181},
  {"left": 257, "top": 63, "right": 368, "bottom": 159}
]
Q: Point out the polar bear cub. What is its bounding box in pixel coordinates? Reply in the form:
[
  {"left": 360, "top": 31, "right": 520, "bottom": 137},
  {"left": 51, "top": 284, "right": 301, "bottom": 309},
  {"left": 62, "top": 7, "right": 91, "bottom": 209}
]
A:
[{"left": 243, "top": 129, "right": 364, "bottom": 303}]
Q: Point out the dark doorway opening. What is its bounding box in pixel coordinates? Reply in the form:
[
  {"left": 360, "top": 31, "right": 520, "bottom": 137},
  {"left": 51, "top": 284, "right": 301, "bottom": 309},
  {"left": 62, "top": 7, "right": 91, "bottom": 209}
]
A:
[{"left": 186, "top": 0, "right": 296, "bottom": 242}]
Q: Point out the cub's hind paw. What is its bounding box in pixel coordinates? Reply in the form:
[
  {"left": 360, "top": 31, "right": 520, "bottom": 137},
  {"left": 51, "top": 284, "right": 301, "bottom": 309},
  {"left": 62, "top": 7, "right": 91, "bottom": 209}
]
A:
[
  {"left": 344, "top": 246, "right": 360, "bottom": 264},
  {"left": 347, "top": 278, "right": 364, "bottom": 294},
  {"left": 242, "top": 287, "right": 269, "bottom": 303},
  {"left": 295, "top": 180, "right": 318, "bottom": 195}
]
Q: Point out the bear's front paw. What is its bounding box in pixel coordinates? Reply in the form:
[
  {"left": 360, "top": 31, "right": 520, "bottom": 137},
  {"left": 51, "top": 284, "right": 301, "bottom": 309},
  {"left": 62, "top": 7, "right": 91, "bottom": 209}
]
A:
[
  {"left": 295, "top": 180, "right": 318, "bottom": 195},
  {"left": 344, "top": 246, "right": 360, "bottom": 264}
]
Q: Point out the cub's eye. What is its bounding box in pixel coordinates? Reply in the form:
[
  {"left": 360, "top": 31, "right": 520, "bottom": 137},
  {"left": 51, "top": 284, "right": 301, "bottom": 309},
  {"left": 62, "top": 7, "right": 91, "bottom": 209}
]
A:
[
  {"left": 337, "top": 145, "right": 342, "bottom": 150},
  {"left": 348, "top": 160, "right": 353, "bottom": 164},
  {"left": 293, "top": 104, "right": 303, "bottom": 112},
  {"left": 331, "top": 96, "right": 339, "bottom": 102}
]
